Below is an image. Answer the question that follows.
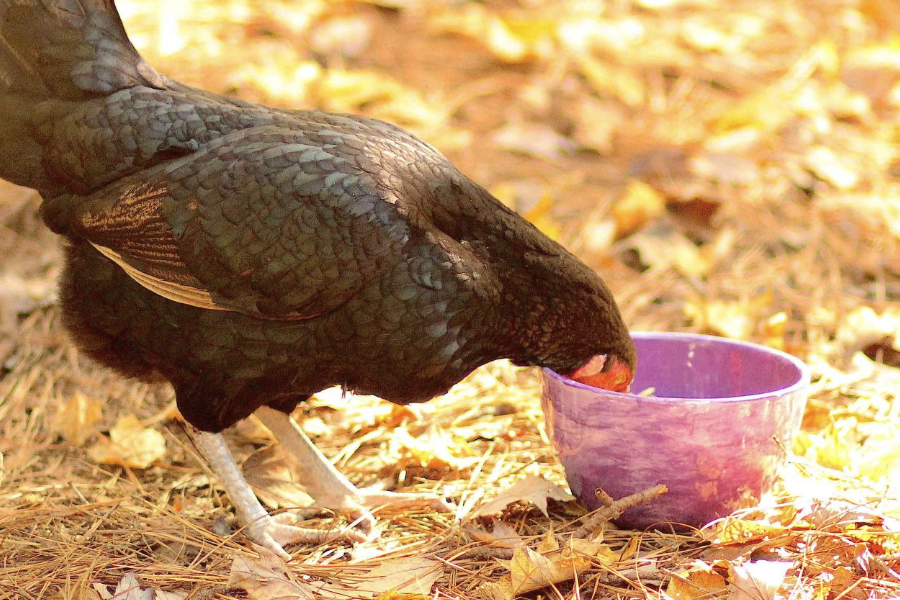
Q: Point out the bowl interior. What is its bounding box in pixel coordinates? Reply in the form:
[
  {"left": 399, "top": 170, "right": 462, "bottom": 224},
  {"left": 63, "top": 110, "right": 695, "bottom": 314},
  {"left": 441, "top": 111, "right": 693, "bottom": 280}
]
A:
[{"left": 626, "top": 333, "right": 807, "bottom": 400}]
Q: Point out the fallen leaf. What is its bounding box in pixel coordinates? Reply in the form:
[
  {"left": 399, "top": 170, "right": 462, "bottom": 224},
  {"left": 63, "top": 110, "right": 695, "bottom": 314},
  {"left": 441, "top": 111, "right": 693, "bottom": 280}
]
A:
[
  {"left": 242, "top": 445, "right": 315, "bottom": 510},
  {"left": 804, "top": 146, "right": 860, "bottom": 190},
  {"left": 229, "top": 547, "right": 315, "bottom": 600},
  {"left": 689, "top": 152, "right": 760, "bottom": 187},
  {"left": 523, "top": 193, "right": 562, "bottom": 241},
  {"left": 51, "top": 391, "right": 103, "bottom": 447},
  {"left": 352, "top": 558, "right": 441, "bottom": 597},
  {"left": 572, "top": 97, "right": 624, "bottom": 154},
  {"left": 612, "top": 179, "right": 666, "bottom": 238},
  {"left": 508, "top": 547, "right": 579, "bottom": 595},
  {"left": 390, "top": 423, "right": 479, "bottom": 471},
  {"left": 684, "top": 293, "right": 774, "bottom": 340},
  {"left": 835, "top": 306, "right": 900, "bottom": 360},
  {"left": 711, "top": 42, "right": 838, "bottom": 133},
  {"left": 728, "top": 560, "right": 792, "bottom": 600},
  {"left": 706, "top": 518, "right": 791, "bottom": 546},
  {"left": 471, "top": 475, "right": 574, "bottom": 518},
  {"left": 577, "top": 55, "right": 645, "bottom": 107},
  {"left": 308, "top": 15, "right": 372, "bottom": 60},
  {"left": 492, "top": 121, "right": 575, "bottom": 161},
  {"left": 87, "top": 414, "right": 166, "bottom": 469},
  {"left": 625, "top": 222, "right": 712, "bottom": 278},
  {"left": 93, "top": 573, "right": 187, "bottom": 600},
  {"left": 466, "top": 521, "right": 525, "bottom": 548},
  {"left": 430, "top": 4, "right": 553, "bottom": 62},
  {"left": 666, "top": 561, "right": 729, "bottom": 600},
  {"left": 485, "top": 537, "right": 612, "bottom": 600},
  {"left": 314, "top": 557, "right": 442, "bottom": 599}
]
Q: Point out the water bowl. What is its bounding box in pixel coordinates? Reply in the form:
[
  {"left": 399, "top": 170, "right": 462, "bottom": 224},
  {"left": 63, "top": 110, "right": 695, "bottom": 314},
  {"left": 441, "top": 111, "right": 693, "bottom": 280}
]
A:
[{"left": 541, "top": 332, "right": 810, "bottom": 529}]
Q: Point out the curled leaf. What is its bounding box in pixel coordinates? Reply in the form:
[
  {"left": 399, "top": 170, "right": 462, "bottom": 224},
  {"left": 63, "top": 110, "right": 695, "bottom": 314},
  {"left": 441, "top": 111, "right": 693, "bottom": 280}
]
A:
[{"left": 87, "top": 414, "right": 166, "bottom": 469}]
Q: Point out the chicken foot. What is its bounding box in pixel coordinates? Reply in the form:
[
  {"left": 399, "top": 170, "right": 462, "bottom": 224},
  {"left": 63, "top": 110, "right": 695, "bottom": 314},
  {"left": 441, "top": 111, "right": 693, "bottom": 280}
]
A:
[
  {"left": 253, "top": 406, "right": 453, "bottom": 534},
  {"left": 190, "top": 429, "right": 366, "bottom": 559}
]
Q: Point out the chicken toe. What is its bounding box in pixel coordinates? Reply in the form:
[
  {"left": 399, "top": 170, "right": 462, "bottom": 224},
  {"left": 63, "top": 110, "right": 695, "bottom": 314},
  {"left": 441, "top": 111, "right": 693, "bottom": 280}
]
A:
[{"left": 190, "top": 428, "right": 363, "bottom": 558}]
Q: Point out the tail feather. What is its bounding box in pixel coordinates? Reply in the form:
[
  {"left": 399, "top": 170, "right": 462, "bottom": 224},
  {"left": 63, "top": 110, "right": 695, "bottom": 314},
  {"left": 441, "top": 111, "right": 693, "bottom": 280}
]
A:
[{"left": 0, "top": 0, "right": 165, "bottom": 188}]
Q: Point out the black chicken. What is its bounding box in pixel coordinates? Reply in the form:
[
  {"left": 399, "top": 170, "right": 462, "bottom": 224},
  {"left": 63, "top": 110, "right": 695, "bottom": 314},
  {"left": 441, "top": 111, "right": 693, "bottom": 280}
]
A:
[{"left": 0, "top": 0, "right": 635, "bottom": 557}]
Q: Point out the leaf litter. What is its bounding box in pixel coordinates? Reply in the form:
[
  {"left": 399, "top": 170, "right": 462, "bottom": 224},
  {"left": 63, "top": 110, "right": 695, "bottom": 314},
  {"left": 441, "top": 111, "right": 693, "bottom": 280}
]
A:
[{"left": 2, "top": 0, "right": 900, "bottom": 598}]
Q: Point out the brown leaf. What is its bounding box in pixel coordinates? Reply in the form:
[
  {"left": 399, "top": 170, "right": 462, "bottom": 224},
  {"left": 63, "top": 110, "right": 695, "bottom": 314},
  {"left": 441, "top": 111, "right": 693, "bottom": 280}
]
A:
[
  {"left": 666, "top": 561, "right": 729, "bottom": 600},
  {"left": 242, "top": 445, "right": 315, "bottom": 510},
  {"left": 492, "top": 121, "right": 575, "bottom": 161},
  {"left": 93, "top": 573, "right": 187, "bottom": 600},
  {"left": 466, "top": 520, "right": 524, "bottom": 548},
  {"left": 728, "top": 560, "right": 792, "bottom": 600},
  {"left": 625, "top": 221, "right": 712, "bottom": 278},
  {"left": 229, "top": 547, "right": 315, "bottom": 600},
  {"left": 51, "top": 391, "right": 103, "bottom": 447},
  {"left": 429, "top": 5, "right": 554, "bottom": 62},
  {"left": 314, "top": 557, "right": 442, "bottom": 599},
  {"left": 87, "top": 415, "right": 166, "bottom": 469},
  {"left": 612, "top": 179, "right": 666, "bottom": 238},
  {"left": 683, "top": 293, "right": 774, "bottom": 340},
  {"left": 522, "top": 193, "right": 562, "bottom": 241},
  {"left": 486, "top": 537, "right": 611, "bottom": 600},
  {"left": 572, "top": 98, "right": 623, "bottom": 155},
  {"left": 390, "top": 423, "right": 479, "bottom": 471},
  {"left": 804, "top": 146, "right": 860, "bottom": 190},
  {"left": 471, "top": 475, "right": 574, "bottom": 518}
]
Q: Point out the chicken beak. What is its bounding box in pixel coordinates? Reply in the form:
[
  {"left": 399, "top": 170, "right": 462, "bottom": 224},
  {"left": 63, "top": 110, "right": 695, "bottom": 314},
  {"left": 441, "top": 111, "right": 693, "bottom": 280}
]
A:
[{"left": 569, "top": 355, "right": 633, "bottom": 392}]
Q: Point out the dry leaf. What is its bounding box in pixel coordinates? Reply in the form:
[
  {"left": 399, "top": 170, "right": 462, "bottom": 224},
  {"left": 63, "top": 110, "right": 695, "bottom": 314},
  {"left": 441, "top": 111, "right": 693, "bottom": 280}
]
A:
[
  {"left": 835, "top": 306, "right": 900, "bottom": 359},
  {"left": 350, "top": 558, "right": 441, "bottom": 597},
  {"left": 612, "top": 179, "right": 666, "bottom": 238},
  {"left": 572, "top": 97, "right": 623, "bottom": 155},
  {"left": 666, "top": 561, "right": 729, "bottom": 600},
  {"left": 390, "top": 423, "right": 478, "bottom": 471},
  {"left": 466, "top": 521, "right": 525, "bottom": 548},
  {"left": 804, "top": 146, "right": 860, "bottom": 190},
  {"left": 242, "top": 445, "right": 315, "bottom": 510},
  {"left": 485, "top": 537, "right": 612, "bottom": 600},
  {"left": 626, "top": 222, "right": 712, "bottom": 278},
  {"left": 93, "top": 573, "right": 186, "bottom": 600},
  {"left": 508, "top": 547, "right": 581, "bottom": 595},
  {"left": 728, "top": 560, "right": 792, "bottom": 600},
  {"left": 87, "top": 414, "right": 166, "bottom": 469},
  {"left": 471, "top": 475, "right": 574, "bottom": 518},
  {"left": 430, "top": 4, "right": 553, "bottom": 62},
  {"left": 706, "top": 518, "right": 791, "bottom": 546},
  {"left": 523, "top": 193, "right": 562, "bottom": 241},
  {"left": 229, "top": 547, "right": 315, "bottom": 600},
  {"left": 577, "top": 55, "right": 645, "bottom": 107},
  {"left": 493, "top": 121, "right": 575, "bottom": 161},
  {"left": 314, "top": 557, "right": 442, "bottom": 599},
  {"left": 51, "top": 391, "right": 103, "bottom": 447},
  {"left": 684, "top": 292, "right": 774, "bottom": 340}
]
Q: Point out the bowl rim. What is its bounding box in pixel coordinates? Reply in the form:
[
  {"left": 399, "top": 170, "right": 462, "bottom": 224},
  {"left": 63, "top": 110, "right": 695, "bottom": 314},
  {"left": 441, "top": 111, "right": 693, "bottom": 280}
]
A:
[{"left": 542, "top": 331, "right": 811, "bottom": 404}]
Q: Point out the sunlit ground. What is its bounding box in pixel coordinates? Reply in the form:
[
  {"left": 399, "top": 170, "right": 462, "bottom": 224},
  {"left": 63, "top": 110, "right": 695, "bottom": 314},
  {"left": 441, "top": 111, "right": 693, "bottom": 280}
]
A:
[{"left": 1, "top": 0, "right": 899, "bottom": 598}]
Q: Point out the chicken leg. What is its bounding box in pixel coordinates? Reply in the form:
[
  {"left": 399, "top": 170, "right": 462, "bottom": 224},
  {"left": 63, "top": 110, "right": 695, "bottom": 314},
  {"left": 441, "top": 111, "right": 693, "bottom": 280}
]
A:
[
  {"left": 190, "top": 429, "right": 366, "bottom": 559},
  {"left": 253, "top": 406, "right": 453, "bottom": 530}
]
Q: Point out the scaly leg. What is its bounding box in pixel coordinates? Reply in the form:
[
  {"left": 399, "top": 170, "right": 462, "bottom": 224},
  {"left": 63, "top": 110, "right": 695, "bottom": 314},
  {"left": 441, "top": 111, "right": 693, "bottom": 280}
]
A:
[
  {"left": 189, "top": 429, "right": 365, "bottom": 559},
  {"left": 253, "top": 406, "right": 453, "bottom": 534}
]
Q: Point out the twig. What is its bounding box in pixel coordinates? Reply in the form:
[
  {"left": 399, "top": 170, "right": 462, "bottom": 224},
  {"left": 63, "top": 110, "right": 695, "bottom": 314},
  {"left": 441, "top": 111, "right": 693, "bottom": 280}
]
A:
[{"left": 573, "top": 485, "right": 668, "bottom": 539}]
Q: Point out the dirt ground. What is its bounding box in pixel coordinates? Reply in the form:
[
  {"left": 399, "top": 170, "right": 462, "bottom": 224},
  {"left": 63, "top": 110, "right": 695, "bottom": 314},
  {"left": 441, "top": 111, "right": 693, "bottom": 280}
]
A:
[{"left": 1, "top": 0, "right": 899, "bottom": 598}]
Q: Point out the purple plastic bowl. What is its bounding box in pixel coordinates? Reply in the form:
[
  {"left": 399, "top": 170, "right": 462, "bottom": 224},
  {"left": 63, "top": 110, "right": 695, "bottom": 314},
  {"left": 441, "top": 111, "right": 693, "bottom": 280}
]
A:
[{"left": 541, "top": 332, "right": 810, "bottom": 530}]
